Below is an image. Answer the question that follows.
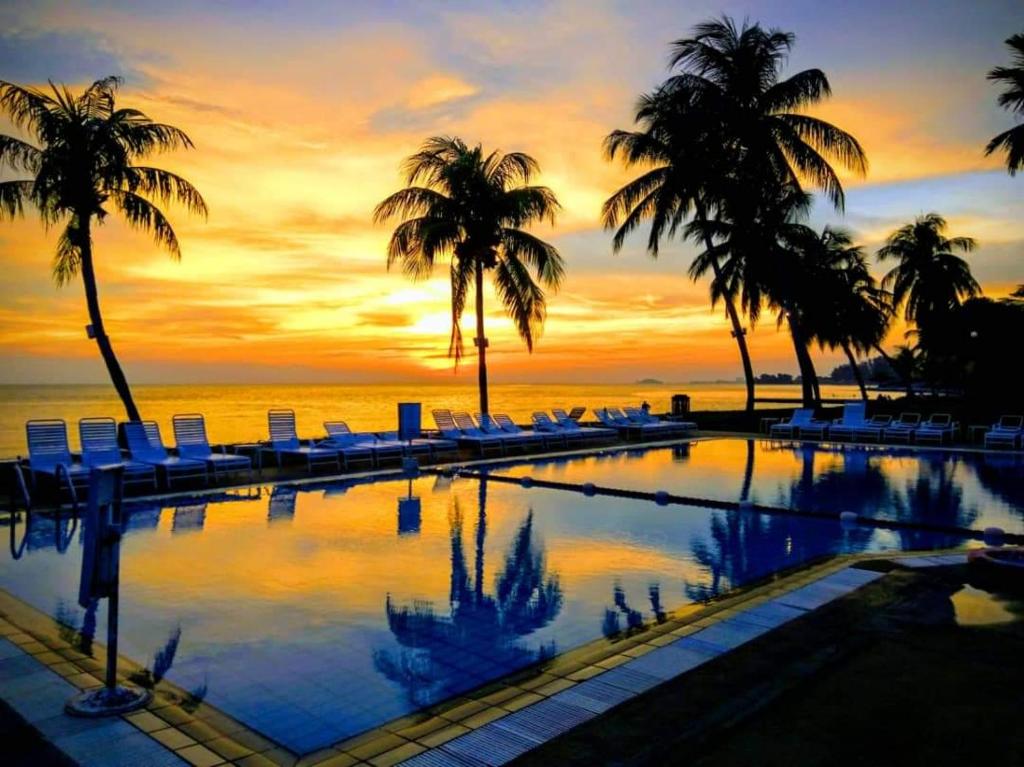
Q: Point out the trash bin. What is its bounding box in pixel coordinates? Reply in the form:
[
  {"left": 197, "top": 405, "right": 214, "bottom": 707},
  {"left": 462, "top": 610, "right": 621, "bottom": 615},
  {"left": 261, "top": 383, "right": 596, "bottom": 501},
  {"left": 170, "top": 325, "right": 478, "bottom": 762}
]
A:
[{"left": 671, "top": 394, "right": 691, "bottom": 416}]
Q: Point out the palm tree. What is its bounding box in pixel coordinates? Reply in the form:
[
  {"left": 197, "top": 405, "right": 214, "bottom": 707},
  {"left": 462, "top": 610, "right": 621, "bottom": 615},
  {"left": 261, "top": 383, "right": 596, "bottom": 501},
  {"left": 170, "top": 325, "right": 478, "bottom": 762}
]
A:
[
  {"left": 374, "top": 137, "right": 563, "bottom": 414},
  {"left": 0, "top": 77, "right": 207, "bottom": 421},
  {"left": 797, "top": 227, "right": 893, "bottom": 401},
  {"left": 602, "top": 17, "right": 867, "bottom": 412},
  {"left": 877, "top": 214, "right": 980, "bottom": 342},
  {"left": 985, "top": 32, "right": 1024, "bottom": 175}
]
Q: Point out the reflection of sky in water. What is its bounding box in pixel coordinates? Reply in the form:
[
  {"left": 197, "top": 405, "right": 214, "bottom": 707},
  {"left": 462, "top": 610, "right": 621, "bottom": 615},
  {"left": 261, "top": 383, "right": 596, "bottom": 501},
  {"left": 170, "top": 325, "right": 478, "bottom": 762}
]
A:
[
  {"left": 493, "top": 439, "right": 1024, "bottom": 536},
  {"left": 0, "top": 457, "right": 974, "bottom": 753}
]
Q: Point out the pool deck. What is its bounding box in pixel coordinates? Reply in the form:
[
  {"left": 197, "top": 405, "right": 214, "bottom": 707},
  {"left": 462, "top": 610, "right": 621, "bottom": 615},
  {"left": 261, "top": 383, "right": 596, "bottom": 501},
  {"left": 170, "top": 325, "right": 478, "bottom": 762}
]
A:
[{"left": 0, "top": 547, "right": 970, "bottom": 767}]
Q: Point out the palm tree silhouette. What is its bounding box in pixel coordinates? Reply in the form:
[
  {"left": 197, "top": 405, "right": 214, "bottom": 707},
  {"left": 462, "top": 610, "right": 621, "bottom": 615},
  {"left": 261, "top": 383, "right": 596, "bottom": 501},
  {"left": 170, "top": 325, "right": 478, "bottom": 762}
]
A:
[
  {"left": 602, "top": 17, "right": 866, "bottom": 412},
  {"left": 878, "top": 214, "right": 980, "bottom": 344},
  {"left": 375, "top": 482, "right": 562, "bottom": 707},
  {"left": 985, "top": 32, "right": 1024, "bottom": 175},
  {"left": 374, "top": 137, "right": 563, "bottom": 414},
  {"left": 790, "top": 226, "right": 893, "bottom": 402},
  {"left": 0, "top": 77, "right": 207, "bottom": 421}
]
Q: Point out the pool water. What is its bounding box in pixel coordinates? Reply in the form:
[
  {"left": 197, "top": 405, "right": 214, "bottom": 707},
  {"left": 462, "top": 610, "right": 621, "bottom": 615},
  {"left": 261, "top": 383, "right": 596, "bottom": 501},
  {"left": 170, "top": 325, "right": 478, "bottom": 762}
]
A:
[
  {"left": 0, "top": 440, "right": 996, "bottom": 754},
  {"left": 490, "top": 439, "right": 1024, "bottom": 537}
]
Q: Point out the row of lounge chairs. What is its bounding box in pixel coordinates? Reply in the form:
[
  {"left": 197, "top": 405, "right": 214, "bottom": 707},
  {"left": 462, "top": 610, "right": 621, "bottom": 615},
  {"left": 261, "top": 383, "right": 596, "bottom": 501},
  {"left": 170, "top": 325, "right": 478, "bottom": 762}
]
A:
[
  {"left": 595, "top": 407, "right": 697, "bottom": 438},
  {"left": 769, "top": 403, "right": 1023, "bottom": 448},
  {"left": 431, "top": 409, "right": 618, "bottom": 456},
  {"left": 20, "top": 404, "right": 699, "bottom": 503}
]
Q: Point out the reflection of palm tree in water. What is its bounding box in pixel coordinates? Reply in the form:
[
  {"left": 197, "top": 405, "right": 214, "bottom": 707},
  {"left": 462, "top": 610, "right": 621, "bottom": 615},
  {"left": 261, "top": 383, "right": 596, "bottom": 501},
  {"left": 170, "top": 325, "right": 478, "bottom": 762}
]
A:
[
  {"left": 969, "top": 453, "right": 1024, "bottom": 518},
  {"left": 375, "top": 478, "right": 563, "bottom": 708},
  {"left": 603, "top": 582, "right": 666, "bottom": 637},
  {"left": 890, "top": 455, "right": 977, "bottom": 549},
  {"left": 687, "top": 445, "right": 877, "bottom": 601}
]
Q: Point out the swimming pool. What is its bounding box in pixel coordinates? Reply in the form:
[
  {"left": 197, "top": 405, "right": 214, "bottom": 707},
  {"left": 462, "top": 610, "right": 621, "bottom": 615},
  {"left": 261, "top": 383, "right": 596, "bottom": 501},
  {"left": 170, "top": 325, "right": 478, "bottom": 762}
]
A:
[
  {"left": 0, "top": 442, "right": 989, "bottom": 754},
  {"left": 488, "top": 438, "right": 1024, "bottom": 537}
]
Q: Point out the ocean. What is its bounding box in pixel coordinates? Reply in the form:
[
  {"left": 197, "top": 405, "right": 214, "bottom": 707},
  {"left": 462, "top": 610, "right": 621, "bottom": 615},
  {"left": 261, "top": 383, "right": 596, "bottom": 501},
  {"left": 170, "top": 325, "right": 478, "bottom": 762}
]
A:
[{"left": 0, "top": 382, "right": 867, "bottom": 458}]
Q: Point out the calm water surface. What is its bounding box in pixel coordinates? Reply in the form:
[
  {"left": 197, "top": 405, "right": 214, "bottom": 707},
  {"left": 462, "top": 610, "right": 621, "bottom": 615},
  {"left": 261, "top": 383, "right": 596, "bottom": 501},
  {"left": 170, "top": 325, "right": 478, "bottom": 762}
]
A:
[
  {"left": 491, "top": 439, "right": 1024, "bottom": 537},
  {"left": 0, "top": 382, "right": 868, "bottom": 457},
  {"left": 0, "top": 464, "right": 946, "bottom": 753}
]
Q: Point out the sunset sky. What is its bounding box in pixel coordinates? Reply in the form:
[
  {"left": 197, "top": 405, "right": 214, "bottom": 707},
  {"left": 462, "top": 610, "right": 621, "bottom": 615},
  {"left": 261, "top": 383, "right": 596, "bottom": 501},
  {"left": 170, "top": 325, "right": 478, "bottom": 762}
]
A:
[{"left": 0, "top": 0, "right": 1021, "bottom": 385}]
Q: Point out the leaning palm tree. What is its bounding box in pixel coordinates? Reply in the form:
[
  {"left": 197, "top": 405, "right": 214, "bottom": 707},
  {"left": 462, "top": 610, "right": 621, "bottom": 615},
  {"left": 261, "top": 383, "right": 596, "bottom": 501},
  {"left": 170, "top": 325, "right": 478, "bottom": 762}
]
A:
[
  {"left": 602, "top": 16, "right": 866, "bottom": 412},
  {"left": 374, "top": 137, "right": 563, "bottom": 414},
  {"left": 877, "top": 214, "right": 980, "bottom": 340},
  {"left": 985, "top": 32, "right": 1024, "bottom": 175},
  {"left": 0, "top": 77, "right": 207, "bottom": 421},
  {"left": 797, "top": 227, "right": 893, "bottom": 401}
]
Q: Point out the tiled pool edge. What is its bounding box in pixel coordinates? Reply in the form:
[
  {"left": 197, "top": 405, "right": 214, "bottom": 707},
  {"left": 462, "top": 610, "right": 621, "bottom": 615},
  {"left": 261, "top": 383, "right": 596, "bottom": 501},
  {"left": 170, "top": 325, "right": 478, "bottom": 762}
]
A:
[{"left": 0, "top": 548, "right": 969, "bottom": 767}]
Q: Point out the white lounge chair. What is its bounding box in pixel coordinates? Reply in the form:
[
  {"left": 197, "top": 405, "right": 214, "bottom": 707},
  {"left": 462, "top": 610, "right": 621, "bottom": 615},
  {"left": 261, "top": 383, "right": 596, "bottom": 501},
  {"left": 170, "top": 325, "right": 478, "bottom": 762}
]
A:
[
  {"left": 824, "top": 402, "right": 868, "bottom": 441},
  {"left": 853, "top": 414, "right": 892, "bottom": 443},
  {"left": 265, "top": 409, "right": 341, "bottom": 473},
  {"left": 172, "top": 413, "right": 253, "bottom": 481},
  {"left": 769, "top": 409, "right": 828, "bottom": 439}
]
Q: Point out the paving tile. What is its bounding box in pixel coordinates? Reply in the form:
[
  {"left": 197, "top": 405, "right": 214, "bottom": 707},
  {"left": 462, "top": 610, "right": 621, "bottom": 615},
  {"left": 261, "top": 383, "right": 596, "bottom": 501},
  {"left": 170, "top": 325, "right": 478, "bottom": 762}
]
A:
[
  {"left": 772, "top": 584, "right": 847, "bottom": 611},
  {"left": 347, "top": 732, "right": 410, "bottom": 761},
  {"left": 531, "top": 677, "right": 575, "bottom": 697},
  {"left": 0, "top": 639, "right": 26, "bottom": 661},
  {"left": 126, "top": 710, "right": 172, "bottom": 733},
  {"left": 176, "top": 743, "right": 227, "bottom": 767},
  {"left": 691, "top": 619, "right": 771, "bottom": 650},
  {"left": 497, "top": 691, "right": 543, "bottom": 713},
  {"left": 369, "top": 740, "right": 427, "bottom": 766},
  {"left": 205, "top": 735, "right": 255, "bottom": 761},
  {"left": 458, "top": 706, "right": 508, "bottom": 729},
  {"left": 415, "top": 722, "right": 471, "bottom": 748},
  {"left": 237, "top": 754, "right": 281, "bottom": 767},
  {"left": 152, "top": 727, "right": 200, "bottom": 750},
  {"left": 728, "top": 601, "right": 806, "bottom": 629}
]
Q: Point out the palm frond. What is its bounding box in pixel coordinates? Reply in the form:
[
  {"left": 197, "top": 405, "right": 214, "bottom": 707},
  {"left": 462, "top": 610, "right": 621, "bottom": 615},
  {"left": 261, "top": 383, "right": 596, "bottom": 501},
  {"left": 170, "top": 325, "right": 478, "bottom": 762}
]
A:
[
  {"left": 501, "top": 228, "right": 564, "bottom": 288},
  {"left": 448, "top": 256, "right": 473, "bottom": 365},
  {"left": 122, "top": 167, "right": 208, "bottom": 216},
  {"left": 110, "top": 191, "right": 181, "bottom": 258},
  {"left": 52, "top": 223, "right": 82, "bottom": 286},
  {"left": 0, "top": 179, "right": 33, "bottom": 220},
  {"left": 0, "top": 135, "right": 42, "bottom": 173},
  {"left": 493, "top": 255, "right": 546, "bottom": 351}
]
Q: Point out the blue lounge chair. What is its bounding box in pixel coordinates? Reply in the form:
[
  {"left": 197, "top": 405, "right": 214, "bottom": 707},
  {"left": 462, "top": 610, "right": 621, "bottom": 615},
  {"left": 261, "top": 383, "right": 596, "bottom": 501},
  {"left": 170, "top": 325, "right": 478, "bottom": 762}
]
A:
[
  {"left": 491, "top": 413, "right": 558, "bottom": 450},
  {"left": 769, "top": 409, "right": 828, "bottom": 439},
  {"left": 913, "top": 414, "right": 957, "bottom": 445},
  {"left": 818, "top": 402, "right": 867, "bottom": 441},
  {"left": 476, "top": 413, "right": 545, "bottom": 453},
  {"left": 567, "top": 406, "right": 587, "bottom": 421},
  {"left": 123, "top": 421, "right": 208, "bottom": 488},
  {"left": 79, "top": 417, "right": 158, "bottom": 490},
  {"left": 454, "top": 412, "right": 512, "bottom": 455},
  {"left": 532, "top": 412, "right": 588, "bottom": 446},
  {"left": 551, "top": 409, "right": 617, "bottom": 442},
  {"left": 984, "top": 415, "right": 1023, "bottom": 449},
  {"left": 321, "top": 422, "right": 391, "bottom": 468},
  {"left": 23, "top": 419, "right": 90, "bottom": 503},
  {"left": 172, "top": 414, "right": 253, "bottom": 481},
  {"left": 432, "top": 410, "right": 505, "bottom": 456},
  {"left": 853, "top": 414, "right": 892, "bottom": 443},
  {"left": 594, "top": 408, "right": 644, "bottom": 439},
  {"left": 622, "top": 406, "right": 695, "bottom": 436},
  {"left": 265, "top": 410, "right": 341, "bottom": 473},
  {"left": 882, "top": 413, "right": 920, "bottom": 443}
]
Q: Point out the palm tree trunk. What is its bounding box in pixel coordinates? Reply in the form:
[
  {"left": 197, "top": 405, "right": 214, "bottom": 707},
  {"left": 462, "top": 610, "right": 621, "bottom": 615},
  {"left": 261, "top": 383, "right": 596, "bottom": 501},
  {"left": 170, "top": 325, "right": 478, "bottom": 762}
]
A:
[
  {"left": 695, "top": 204, "right": 755, "bottom": 413},
  {"left": 76, "top": 216, "right": 142, "bottom": 422},
  {"left": 842, "top": 342, "right": 868, "bottom": 401},
  {"left": 474, "top": 259, "right": 489, "bottom": 415},
  {"left": 787, "top": 318, "right": 818, "bottom": 407}
]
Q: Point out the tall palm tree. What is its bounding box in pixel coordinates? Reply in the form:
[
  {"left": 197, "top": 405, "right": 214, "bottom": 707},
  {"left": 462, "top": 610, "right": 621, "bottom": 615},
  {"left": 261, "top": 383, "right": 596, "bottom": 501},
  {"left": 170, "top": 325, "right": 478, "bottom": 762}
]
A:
[
  {"left": 985, "top": 32, "right": 1024, "bottom": 175},
  {"left": 374, "top": 137, "right": 563, "bottom": 414},
  {"left": 602, "top": 17, "right": 867, "bottom": 412},
  {"left": 0, "top": 77, "right": 207, "bottom": 421},
  {"left": 877, "top": 214, "right": 980, "bottom": 341}
]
